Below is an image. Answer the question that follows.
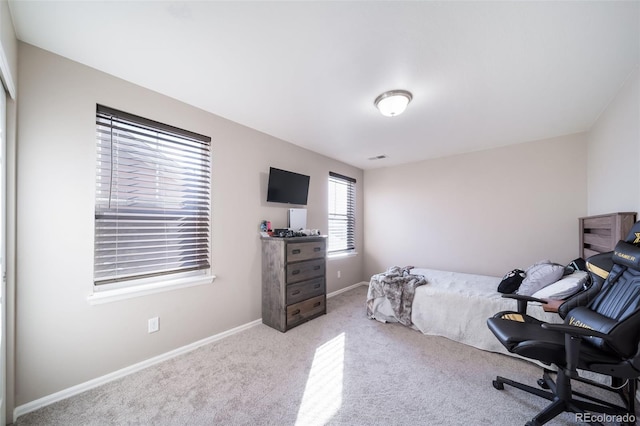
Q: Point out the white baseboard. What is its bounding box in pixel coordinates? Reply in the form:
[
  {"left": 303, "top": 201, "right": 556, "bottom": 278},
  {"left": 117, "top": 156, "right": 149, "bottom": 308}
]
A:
[
  {"left": 13, "top": 318, "right": 262, "bottom": 422},
  {"left": 327, "top": 281, "right": 368, "bottom": 298},
  {"left": 13, "top": 281, "right": 368, "bottom": 422}
]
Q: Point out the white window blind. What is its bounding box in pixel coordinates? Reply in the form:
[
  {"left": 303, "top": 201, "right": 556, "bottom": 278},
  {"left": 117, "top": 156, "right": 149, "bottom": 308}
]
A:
[
  {"left": 94, "top": 105, "right": 212, "bottom": 285},
  {"left": 328, "top": 172, "right": 356, "bottom": 253}
]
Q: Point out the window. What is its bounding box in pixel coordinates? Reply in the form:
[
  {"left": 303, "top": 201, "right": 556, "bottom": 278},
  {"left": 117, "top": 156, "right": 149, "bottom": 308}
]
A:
[
  {"left": 94, "top": 105, "right": 212, "bottom": 286},
  {"left": 328, "top": 172, "right": 356, "bottom": 254}
]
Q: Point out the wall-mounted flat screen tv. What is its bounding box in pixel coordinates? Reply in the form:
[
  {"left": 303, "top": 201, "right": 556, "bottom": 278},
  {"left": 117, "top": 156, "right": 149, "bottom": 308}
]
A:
[{"left": 267, "top": 167, "right": 310, "bottom": 205}]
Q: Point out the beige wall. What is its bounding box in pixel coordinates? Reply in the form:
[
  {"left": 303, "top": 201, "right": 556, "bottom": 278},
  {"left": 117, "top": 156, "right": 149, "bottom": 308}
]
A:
[
  {"left": 363, "top": 133, "right": 588, "bottom": 278},
  {"left": 14, "top": 42, "right": 363, "bottom": 406},
  {"left": 587, "top": 67, "right": 640, "bottom": 216}
]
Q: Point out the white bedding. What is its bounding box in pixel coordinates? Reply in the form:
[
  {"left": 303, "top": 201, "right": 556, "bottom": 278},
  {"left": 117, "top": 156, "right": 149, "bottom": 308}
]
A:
[{"left": 368, "top": 268, "right": 563, "bottom": 357}]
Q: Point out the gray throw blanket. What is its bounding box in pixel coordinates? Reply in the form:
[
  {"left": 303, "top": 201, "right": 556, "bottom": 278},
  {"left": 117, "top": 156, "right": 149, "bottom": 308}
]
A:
[{"left": 366, "top": 266, "right": 427, "bottom": 326}]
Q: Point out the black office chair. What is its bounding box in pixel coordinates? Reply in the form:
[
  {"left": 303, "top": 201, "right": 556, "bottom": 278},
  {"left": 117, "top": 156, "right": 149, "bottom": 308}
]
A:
[{"left": 487, "top": 238, "right": 640, "bottom": 426}]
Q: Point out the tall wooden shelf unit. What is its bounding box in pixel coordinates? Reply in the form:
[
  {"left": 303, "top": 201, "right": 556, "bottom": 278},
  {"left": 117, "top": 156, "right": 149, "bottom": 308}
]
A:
[
  {"left": 579, "top": 212, "right": 636, "bottom": 259},
  {"left": 261, "top": 236, "right": 327, "bottom": 332}
]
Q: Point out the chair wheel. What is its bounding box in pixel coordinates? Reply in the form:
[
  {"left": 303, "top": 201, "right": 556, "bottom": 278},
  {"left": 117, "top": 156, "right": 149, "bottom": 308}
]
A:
[
  {"left": 493, "top": 380, "right": 504, "bottom": 390},
  {"left": 537, "top": 378, "right": 549, "bottom": 389}
]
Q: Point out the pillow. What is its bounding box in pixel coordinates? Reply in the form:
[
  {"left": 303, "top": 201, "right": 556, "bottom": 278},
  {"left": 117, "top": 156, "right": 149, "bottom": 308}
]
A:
[
  {"left": 517, "top": 260, "right": 565, "bottom": 296},
  {"left": 531, "top": 271, "right": 589, "bottom": 299},
  {"left": 497, "top": 269, "right": 526, "bottom": 294}
]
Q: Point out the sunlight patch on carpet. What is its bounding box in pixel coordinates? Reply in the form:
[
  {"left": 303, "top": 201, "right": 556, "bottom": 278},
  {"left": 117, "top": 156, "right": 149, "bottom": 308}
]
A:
[{"left": 295, "top": 332, "right": 345, "bottom": 426}]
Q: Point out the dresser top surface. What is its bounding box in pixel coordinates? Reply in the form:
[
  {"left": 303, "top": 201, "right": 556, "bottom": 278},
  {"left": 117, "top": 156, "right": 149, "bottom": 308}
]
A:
[
  {"left": 261, "top": 235, "right": 327, "bottom": 242},
  {"left": 579, "top": 212, "right": 636, "bottom": 220}
]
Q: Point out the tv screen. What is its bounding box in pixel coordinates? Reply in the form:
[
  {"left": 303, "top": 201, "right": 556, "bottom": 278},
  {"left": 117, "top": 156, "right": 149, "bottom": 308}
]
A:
[{"left": 267, "top": 167, "right": 310, "bottom": 205}]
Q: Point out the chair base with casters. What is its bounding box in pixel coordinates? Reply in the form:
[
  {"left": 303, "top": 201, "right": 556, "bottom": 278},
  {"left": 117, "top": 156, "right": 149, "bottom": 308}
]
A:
[{"left": 492, "top": 368, "right": 637, "bottom": 426}]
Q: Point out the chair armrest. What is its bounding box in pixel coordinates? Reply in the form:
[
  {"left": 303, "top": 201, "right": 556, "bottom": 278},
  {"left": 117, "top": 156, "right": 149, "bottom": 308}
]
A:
[
  {"left": 540, "top": 323, "right": 610, "bottom": 341},
  {"left": 501, "top": 294, "right": 547, "bottom": 315},
  {"left": 501, "top": 294, "right": 547, "bottom": 303}
]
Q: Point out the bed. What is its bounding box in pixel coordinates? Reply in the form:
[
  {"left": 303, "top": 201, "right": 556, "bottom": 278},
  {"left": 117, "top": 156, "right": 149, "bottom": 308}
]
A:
[{"left": 367, "top": 267, "right": 564, "bottom": 357}]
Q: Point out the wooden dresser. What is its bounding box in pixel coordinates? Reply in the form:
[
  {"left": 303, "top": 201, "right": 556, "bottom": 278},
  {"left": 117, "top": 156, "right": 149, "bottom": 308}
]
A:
[
  {"left": 579, "top": 212, "right": 636, "bottom": 258},
  {"left": 261, "top": 236, "right": 327, "bottom": 332}
]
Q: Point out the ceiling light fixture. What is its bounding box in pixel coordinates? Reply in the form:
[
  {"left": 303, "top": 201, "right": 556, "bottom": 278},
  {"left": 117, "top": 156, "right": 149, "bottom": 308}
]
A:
[{"left": 374, "top": 90, "right": 413, "bottom": 117}]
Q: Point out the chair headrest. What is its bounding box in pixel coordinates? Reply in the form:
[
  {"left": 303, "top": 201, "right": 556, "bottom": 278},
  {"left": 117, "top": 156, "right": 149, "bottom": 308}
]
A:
[
  {"left": 625, "top": 220, "right": 640, "bottom": 244},
  {"left": 612, "top": 240, "right": 640, "bottom": 270}
]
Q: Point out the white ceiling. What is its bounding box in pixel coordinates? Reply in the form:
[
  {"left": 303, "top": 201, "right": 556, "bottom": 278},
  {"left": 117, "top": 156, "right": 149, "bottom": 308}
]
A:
[{"left": 8, "top": 1, "right": 640, "bottom": 169}]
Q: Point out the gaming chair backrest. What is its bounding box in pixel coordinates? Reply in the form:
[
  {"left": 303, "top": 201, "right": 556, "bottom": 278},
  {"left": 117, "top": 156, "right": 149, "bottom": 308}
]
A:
[
  {"left": 625, "top": 220, "right": 640, "bottom": 245},
  {"left": 559, "top": 221, "right": 640, "bottom": 320},
  {"left": 588, "top": 219, "right": 640, "bottom": 283},
  {"left": 566, "top": 241, "right": 640, "bottom": 358}
]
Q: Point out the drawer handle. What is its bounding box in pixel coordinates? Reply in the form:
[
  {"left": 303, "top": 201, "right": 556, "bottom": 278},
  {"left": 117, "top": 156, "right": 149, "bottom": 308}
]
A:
[
  {"left": 291, "top": 290, "right": 301, "bottom": 296},
  {"left": 313, "top": 247, "right": 321, "bottom": 252},
  {"left": 313, "top": 302, "right": 321, "bottom": 308},
  {"left": 292, "top": 249, "right": 301, "bottom": 254},
  {"left": 314, "top": 284, "right": 320, "bottom": 289},
  {"left": 292, "top": 270, "right": 300, "bottom": 275},
  {"left": 292, "top": 309, "right": 300, "bottom": 316},
  {"left": 313, "top": 266, "right": 321, "bottom": 271}
]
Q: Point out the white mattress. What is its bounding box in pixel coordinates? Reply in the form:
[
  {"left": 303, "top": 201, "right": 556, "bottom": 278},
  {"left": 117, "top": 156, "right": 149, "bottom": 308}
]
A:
[{"left": 369, "top": 268, "right": 563, "bottom": 356}]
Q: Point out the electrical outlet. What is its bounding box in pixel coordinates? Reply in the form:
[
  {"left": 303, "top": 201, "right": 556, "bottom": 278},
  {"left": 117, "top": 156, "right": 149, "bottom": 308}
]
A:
[
  {"left": 337, "top": 270, "right": 341, "bottom": 278},
  {"left": 148, "top": 317, "right": 159, "bottom": 333}
]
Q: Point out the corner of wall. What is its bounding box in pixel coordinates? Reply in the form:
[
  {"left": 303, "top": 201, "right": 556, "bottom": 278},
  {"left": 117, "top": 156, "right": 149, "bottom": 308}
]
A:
[{"left": 586, "top": 67, "right": 640, "bottom": 216}]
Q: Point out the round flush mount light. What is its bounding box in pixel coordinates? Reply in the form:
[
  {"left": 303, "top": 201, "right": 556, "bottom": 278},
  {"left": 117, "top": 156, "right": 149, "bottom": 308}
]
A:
[{"left": 374, "top": 90, "right": 413, "bottom": 117}]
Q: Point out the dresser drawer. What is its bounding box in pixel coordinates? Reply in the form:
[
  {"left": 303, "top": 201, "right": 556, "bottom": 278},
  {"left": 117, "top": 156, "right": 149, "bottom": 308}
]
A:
[
  {"left": 286, "top": 258, "right": 325, "bottom": 283},
  {"left": 287, "top": 277, "right": 325, "bottom": 305},
  {"left": 287, "top": 295, "right": 326, "bottom": 327},
  {"left": 582, "top": 215, "right": 615, "bottom": 230},
  {"left": 287, "top": 241, "right": 326, "bottom": 263}
]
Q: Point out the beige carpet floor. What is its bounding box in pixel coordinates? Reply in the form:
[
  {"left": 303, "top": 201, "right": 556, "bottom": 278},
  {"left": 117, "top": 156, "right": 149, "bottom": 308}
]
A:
[{"left": 14, "top": 285, "right": 630, "bottom": 425}]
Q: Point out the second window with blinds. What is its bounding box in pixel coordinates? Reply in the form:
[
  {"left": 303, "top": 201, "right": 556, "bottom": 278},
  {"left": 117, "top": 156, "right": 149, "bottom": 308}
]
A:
[{"left": 328, "top": 172, "right": 356, "bottom": 254}]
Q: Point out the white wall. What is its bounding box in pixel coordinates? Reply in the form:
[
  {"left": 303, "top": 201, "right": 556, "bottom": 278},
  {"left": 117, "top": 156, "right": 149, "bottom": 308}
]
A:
[
  {"left": 363, "top": 133, "right": 588, "bottom": 278},
  {"left": 15, "top": 42, "right": 363, "bottom": 407},
  {"left": 587, "top": 67, "right": 640, "bottom": 215}
]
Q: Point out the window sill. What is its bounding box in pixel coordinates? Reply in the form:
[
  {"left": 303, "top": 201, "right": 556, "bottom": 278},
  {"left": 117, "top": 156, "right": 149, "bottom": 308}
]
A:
[
  {"left": 328, "top": 251, "right": 358, "bottom": 260},
  {"left": 87, "top": 274, "right": 216, "bottom": 305}
]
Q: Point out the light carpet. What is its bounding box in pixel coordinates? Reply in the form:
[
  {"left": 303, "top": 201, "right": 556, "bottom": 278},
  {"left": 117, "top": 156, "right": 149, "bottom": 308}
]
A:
[{"left": 14, "top": 286, "right": 626, "bottom": 425}]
